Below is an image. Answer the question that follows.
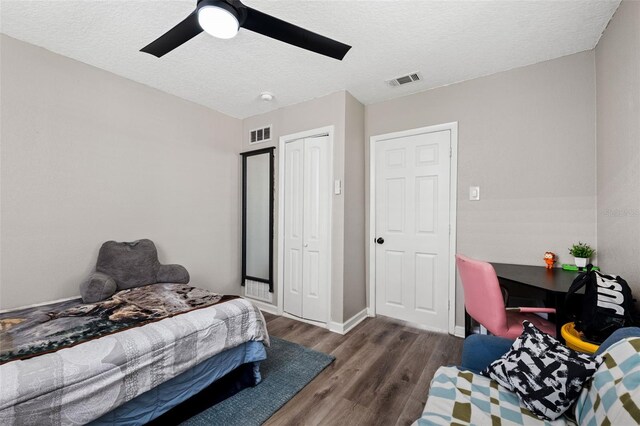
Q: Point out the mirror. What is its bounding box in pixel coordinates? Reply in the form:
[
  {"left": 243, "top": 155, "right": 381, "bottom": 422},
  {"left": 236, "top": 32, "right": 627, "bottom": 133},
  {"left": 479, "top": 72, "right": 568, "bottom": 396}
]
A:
[{"left": 241, "top": 147, "right": 275, "bottom": 291}]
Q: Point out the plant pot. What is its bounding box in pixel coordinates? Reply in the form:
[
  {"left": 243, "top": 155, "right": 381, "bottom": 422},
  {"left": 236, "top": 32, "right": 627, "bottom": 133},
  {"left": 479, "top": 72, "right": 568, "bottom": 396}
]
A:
[{"left": 575, "top": 257, "right": 588, "bottom": 268}]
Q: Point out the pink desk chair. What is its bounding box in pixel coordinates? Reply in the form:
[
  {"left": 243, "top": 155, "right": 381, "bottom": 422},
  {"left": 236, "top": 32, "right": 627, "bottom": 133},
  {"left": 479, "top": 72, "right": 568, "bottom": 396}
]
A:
[{"left": 456, "top": 254, "right": 557, "bottom": 339}]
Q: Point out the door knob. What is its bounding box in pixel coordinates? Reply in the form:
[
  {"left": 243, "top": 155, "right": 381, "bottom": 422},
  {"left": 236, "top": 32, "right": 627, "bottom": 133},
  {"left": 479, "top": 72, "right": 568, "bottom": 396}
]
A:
[{"left": 376, "top": 237, "right": 385, "bottom": 244}]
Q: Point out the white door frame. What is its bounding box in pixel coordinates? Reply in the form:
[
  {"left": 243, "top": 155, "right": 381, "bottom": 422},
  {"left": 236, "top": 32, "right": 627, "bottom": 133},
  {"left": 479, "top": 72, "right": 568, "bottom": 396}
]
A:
[
  {"left": 368, "top": 122, "right": 458, "bottom": 335},
  {"left": 277, "top": 126, "right": 334, "bottom": 325}
]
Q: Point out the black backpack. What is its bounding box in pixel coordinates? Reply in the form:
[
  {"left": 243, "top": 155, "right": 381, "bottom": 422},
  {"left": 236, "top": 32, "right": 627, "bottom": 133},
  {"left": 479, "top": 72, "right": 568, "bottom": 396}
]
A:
[{"left": 565, "top": 265, "right": 638, "bottom": 344}]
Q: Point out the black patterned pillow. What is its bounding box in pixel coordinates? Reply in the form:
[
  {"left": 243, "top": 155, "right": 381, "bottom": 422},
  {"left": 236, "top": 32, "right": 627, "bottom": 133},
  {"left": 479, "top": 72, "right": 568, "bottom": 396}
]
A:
[{"left": 481, "top": 321, "right": 603, "bottom": 420}]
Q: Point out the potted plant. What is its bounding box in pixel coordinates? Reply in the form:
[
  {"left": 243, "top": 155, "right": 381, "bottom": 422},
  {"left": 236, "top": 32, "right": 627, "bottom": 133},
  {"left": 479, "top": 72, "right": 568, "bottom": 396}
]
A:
[{"left": 569, "top": 242, "right": 595, "bottom": 268}]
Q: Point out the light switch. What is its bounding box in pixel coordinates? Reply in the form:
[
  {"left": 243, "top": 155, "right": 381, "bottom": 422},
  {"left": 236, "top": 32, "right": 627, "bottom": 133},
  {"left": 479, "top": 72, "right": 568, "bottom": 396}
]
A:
[
  {"left": 469, "top": 186, "right": 480, "bottom": 201},
  {"left": 334, "top": 179, "right": 342, "bottom": 195}
]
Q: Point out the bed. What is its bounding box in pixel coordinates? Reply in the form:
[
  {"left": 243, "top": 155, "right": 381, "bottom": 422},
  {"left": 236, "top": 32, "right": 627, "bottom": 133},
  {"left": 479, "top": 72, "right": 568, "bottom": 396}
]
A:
[{"left": 0, "top": 283, "right": 269, "bottom": 425}]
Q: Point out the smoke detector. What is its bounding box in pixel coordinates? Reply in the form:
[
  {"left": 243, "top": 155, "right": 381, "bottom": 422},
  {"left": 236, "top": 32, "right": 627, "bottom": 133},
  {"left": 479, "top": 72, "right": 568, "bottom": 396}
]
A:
[
  {"left": 260, "top": 92, "right": 274, "bottom": 101},
  {"left": 387, "top": 72, "right": 423, "bottom": 87}
]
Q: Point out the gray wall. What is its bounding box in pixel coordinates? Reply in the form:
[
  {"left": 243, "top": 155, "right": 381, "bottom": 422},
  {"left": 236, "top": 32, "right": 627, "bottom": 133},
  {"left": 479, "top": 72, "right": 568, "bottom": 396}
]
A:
[
  {"left": 365, "top": 51, "right": 597, "bottom": 327},
  {"left": 0, "top": 35, "right": 243, "bottom": 309},
  {"left": 343, "top": 92, "right": 367, "bottom": 319},
  {"left": 242, "top": 91, "right": 367, "bottom": 324},
  {"left": 2, "top": 29, "right": 616, "bottom": 334},
  {"left": 595, "top": 0, "right": 640, "bottom": 293},
  {"left": 242, "top": 91, "right": 348, "bottom": 323}
]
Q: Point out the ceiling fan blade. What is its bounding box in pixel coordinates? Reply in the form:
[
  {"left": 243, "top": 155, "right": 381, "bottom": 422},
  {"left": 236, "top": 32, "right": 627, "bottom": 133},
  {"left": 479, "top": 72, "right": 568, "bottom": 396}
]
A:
[
  {"left": 141, "top": 11, "right": 203, "bottom": 58},
  {"left": 242, "top": 7, "right": 351, "bottom": 60}
]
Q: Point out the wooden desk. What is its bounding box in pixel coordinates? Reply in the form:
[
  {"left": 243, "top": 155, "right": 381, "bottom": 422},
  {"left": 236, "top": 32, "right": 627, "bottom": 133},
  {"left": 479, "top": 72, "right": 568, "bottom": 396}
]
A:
[
  {"left": 465, "top": 263, "right": 585, "bottom": 339},
  {"left": 491, "top": 263, "right": 582, "bottom": 294}
]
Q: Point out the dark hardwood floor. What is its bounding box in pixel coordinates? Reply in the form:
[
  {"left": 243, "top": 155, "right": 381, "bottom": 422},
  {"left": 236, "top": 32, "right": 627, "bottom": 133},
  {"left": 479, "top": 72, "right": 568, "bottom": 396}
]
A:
[{"left": 262, "top": 313, "right": 464, "bottom": 426}]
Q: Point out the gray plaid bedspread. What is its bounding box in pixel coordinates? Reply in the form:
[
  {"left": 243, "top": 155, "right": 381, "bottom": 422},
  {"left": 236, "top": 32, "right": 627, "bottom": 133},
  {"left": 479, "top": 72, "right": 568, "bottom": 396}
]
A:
[{"left": 0, "top": 297, "right": 269, "bottom": 425}]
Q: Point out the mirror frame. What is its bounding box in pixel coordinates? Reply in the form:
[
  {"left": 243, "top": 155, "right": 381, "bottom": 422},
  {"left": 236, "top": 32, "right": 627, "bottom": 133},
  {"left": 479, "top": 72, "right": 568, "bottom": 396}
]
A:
[{"left": 241, "top": 147, "right": 275, "bottom": 292}]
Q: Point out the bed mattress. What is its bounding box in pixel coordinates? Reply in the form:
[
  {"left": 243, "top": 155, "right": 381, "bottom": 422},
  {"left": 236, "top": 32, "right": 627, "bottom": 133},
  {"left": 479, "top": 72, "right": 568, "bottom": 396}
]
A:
[
  {"left": 91, "top": 340, "right": 266, "bottom": 426},
  {"left": 0, "top": 285, "right": 269, "bottom": 425}
]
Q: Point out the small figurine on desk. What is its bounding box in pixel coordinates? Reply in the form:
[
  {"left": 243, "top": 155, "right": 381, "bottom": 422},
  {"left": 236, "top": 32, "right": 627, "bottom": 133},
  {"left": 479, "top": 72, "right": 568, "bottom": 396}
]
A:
[{"left": 544, "top": 251, "right": 557, "bottom": 269}]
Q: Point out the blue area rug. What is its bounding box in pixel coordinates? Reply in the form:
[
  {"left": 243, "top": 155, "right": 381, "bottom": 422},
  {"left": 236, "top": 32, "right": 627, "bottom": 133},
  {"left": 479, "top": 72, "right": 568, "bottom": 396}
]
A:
[{"left": 181, "top": 337, "right": 335, "bottom": 425}]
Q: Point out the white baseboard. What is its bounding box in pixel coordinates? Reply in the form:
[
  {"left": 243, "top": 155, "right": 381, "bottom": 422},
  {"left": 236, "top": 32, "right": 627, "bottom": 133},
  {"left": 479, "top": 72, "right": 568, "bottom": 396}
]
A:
[
  {"left": 327, "top": 308, "right": 369, "bottom": 335},
  {"left": 243, "top": 297, "right": 279, "bottom": 316},
  {"left": 454, "top": 325, "right": 466, "bottom": 338},
  {"left": 0, "top": 295, "right": 82, "bottom": 314}
]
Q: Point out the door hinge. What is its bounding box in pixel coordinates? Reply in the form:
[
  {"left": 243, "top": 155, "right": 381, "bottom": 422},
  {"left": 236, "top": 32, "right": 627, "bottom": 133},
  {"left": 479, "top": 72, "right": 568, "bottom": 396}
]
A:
[
  {"left": 449, "top": 146, "right": 452, "bottom": 157},
  {"left": 448, "top": 300, "right": 451, "bottom": 311}
]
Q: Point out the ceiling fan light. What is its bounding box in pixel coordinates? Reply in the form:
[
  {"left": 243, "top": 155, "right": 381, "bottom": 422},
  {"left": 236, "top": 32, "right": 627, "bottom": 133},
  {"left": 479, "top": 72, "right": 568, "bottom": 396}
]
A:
[{"left": 198, "top": 4, "right": 239, "bottom": 39}]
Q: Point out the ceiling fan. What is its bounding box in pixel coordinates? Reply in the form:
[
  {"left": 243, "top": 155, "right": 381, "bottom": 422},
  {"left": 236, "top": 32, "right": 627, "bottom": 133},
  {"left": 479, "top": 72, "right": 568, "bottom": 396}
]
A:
[{"left": 141, "top": 0, "right": 351, "bottom": 60}]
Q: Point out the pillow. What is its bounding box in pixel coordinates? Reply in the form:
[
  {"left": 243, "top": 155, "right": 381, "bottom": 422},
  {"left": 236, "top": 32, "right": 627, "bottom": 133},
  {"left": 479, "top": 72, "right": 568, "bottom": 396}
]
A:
[
  {"left": 96, "top": 239, "right": 161, "bottom": 290},
  {"left": 574, "top": 337, "right": 640, "bottom": 425},
  {"left": 95, "top": 239, "right": 189, "bottom": 290},
  {"left": 482, "top": 320, "right": 603, "bottom": 421},
  {"left": 80, "top": 272, "right": 117, "bottom": 303}
]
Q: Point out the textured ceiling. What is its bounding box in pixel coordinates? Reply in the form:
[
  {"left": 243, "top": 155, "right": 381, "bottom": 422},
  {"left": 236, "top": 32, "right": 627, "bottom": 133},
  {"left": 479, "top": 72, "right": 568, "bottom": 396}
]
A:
[{"left": 0, "top": 0, "right": 620, "bottom": 119}]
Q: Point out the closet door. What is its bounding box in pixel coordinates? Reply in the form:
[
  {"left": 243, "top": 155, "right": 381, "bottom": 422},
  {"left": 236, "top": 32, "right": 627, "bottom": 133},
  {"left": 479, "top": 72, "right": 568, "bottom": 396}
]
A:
[
  {"left": 283, "top": 139, "right": 304, "bottom": 318},
  {"left": 301, "top": 136, "right": 330, "bottom": 323}
]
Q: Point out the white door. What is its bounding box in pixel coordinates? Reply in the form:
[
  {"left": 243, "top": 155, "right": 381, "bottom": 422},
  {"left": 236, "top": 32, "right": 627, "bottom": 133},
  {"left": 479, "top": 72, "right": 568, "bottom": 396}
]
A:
[
  {"left": 283, "top": 135, "right": 330, "bottom": 323},
  {"left": 374, "top": 129, "right": 452, "bottom": 330},
  {"left": 283, "top": 138, "right": 304, "bottom": 318}
]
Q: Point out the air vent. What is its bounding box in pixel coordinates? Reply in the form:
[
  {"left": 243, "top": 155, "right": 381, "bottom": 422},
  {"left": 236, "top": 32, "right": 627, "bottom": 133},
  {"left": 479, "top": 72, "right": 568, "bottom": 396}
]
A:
[
  {"left": 387, "top": 72, "right": 423, "bottom": 87},
  {"left": 244, "top": 279, "right": 273, "bottom": 303},
  {"left": 250, "top": 125, "right": 272, "bottom": 144}
]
